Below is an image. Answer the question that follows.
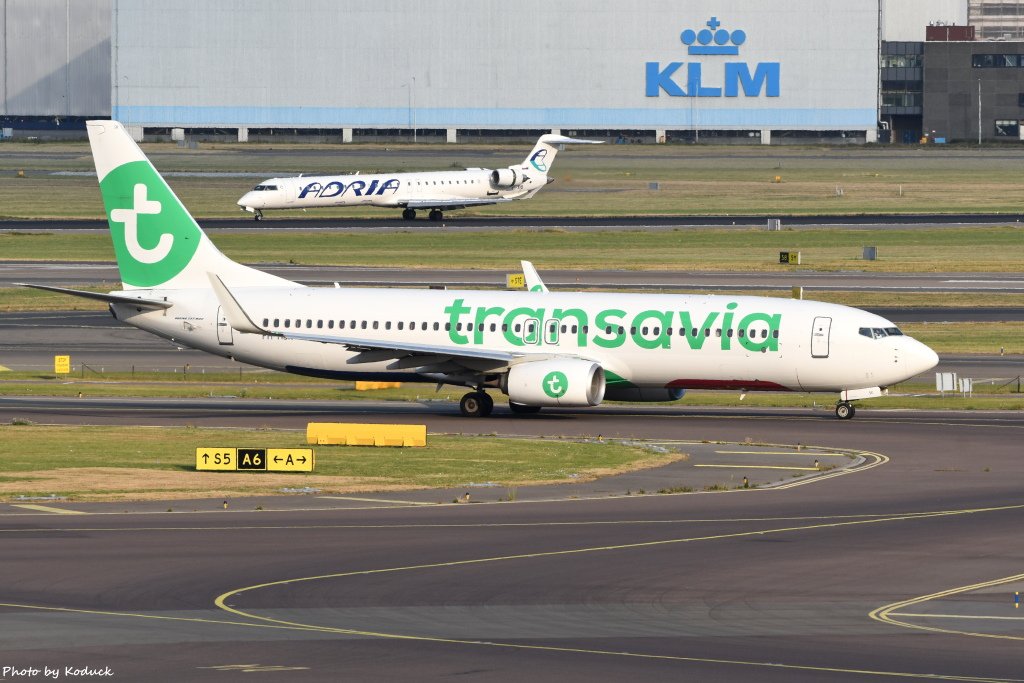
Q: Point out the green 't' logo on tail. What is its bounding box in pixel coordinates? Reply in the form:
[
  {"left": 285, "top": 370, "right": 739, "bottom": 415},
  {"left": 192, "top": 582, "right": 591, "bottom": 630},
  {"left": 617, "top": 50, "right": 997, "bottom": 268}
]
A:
[{"left": 99, "top": 160, "right": 201, "bottom": 287}]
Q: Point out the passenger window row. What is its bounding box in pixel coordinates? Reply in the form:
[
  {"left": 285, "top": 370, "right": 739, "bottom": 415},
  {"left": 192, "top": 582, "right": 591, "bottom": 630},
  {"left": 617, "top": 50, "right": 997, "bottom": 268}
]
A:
[{"left": 257, "top": 317, "right": 779, "bottom": 341}]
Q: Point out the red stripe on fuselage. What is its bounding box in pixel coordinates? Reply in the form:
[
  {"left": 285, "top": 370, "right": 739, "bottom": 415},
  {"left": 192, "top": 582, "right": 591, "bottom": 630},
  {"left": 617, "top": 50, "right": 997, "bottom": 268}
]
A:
[{"left": 666, "top": 379, "right": 793, "bottom": 391}]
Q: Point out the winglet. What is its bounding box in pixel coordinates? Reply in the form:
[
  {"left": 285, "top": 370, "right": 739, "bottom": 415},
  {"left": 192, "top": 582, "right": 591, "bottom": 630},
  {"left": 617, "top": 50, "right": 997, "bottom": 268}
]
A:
[
  {"left": 520, "top": 260, "right": 549, "bottom": 293},
  {"left": 207, "top": 273, "right": 267, "bottom": 334}
]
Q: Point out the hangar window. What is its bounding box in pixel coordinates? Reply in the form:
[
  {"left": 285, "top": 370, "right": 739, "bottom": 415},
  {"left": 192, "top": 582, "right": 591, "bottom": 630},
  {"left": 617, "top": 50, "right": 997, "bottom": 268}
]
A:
[{"left": 995, "top": 119, "right": 1020, "bottom": 136}]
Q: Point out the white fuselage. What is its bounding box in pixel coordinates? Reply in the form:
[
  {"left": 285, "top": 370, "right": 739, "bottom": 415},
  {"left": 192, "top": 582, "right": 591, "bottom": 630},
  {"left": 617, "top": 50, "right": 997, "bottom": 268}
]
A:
[
  {"left": 112, "top": 287, "right": 938, "bottom": 394},
  {"left": 237, "top": 169, "right": 540, "bottom": 211}
]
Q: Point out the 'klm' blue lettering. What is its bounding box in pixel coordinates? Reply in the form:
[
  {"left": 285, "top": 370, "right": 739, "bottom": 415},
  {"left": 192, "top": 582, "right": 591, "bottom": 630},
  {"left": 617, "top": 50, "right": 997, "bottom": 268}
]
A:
[{"left": 724, "top": 63, "right": 780, "bottom": 97}]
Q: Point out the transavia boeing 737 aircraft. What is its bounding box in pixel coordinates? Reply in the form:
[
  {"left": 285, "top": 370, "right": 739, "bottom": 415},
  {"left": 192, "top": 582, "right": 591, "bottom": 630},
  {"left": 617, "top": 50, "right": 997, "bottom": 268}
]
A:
[
  {"left": 236, "top": 134, "right": 600, "bottom": 221},
  {"left": 24, "top": 121, "right": 939, "bottom": 419}
]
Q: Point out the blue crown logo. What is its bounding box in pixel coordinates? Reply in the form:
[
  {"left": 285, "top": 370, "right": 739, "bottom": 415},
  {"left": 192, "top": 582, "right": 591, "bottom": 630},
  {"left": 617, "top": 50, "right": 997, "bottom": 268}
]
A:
[{"left": 681, "top": 17, "right": 746, "bottom": 56}]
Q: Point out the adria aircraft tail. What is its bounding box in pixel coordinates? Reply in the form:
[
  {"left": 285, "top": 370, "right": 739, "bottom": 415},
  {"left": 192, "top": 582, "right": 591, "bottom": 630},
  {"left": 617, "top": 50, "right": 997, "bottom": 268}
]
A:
[
  {"left": 88, "top": 120, "right": 295, "bottom": 291},
  {"left": 521, "top": 134, "right": 601, "bottom": 174}
]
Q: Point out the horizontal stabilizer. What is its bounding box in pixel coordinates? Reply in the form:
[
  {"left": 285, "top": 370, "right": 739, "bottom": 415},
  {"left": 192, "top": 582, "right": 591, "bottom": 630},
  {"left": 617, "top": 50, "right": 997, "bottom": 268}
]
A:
[{"left": 16, "top": 283, "right": 173, "bottom": 309}]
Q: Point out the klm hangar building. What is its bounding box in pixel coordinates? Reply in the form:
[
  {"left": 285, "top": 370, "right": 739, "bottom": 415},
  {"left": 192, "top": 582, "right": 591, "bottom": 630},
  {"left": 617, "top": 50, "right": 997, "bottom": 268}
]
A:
[{"left": 104, "top": 0, "right": 879, "bottom": 144}]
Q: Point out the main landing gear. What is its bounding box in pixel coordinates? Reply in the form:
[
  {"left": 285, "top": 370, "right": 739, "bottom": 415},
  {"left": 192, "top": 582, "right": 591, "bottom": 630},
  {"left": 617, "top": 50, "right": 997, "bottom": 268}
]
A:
[
  {"left": 835, "top": 401, "right": 856, "bottom": 420},
  {"left": 459, "top": 391, "right": 494, "bottom": 417},
  {"left": 401, "top": 208, "right": 444, "bottom": 221}
]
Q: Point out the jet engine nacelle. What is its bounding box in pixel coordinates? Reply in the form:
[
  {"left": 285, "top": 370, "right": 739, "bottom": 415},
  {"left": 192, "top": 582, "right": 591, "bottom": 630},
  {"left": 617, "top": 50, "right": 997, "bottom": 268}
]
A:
[
  {"left": 490, "top": 167, "right": 522, "bottom": 189},
  {"left": 502, "top": 359, "right": 605, "bottom": 407},
  {"left": 603, "top": 387, "right": 686, "bottom": 402}
]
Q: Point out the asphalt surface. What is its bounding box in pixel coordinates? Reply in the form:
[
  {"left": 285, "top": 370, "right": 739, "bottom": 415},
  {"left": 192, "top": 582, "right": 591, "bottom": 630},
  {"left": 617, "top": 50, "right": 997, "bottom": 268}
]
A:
[
  {"left": 0, "top": 399, "right": 1022, "bottom": 681},
  {"left": 2, "top": 213, "right": 1024, "bottom": 233},
  {"left": 5, "top": 260, "right": 1024, "bottom": 294}
]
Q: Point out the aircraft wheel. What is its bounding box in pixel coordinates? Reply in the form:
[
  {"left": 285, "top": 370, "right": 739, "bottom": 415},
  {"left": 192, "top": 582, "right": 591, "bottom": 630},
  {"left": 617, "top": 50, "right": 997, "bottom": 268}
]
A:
[
  {"left": 835, "top": 402, "right": 855, "bottom": 420},
  {"left": 460, "top": 391, "right": 492, "bottom": 417},
  {"left": 509, "top": 401, "right": 541, "bottom": 415},
  {"left": 253, "top": 211, "right": 263, "bottom": 221},
  {"left": 402, "top": 208, "right": 416, "bottom": 220},
  {"left": 428, "top": 209, "right": 443, "bottom": 221}
]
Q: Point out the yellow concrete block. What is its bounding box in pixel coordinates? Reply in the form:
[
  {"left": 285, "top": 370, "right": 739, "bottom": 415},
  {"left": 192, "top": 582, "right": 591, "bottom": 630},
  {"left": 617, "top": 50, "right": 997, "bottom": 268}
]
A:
[
  {"left": 354, "top": 381, "right": 403, "bottom": 391},
  {"left": 306, "top": 422, "right": 427, "bottom": 447}
]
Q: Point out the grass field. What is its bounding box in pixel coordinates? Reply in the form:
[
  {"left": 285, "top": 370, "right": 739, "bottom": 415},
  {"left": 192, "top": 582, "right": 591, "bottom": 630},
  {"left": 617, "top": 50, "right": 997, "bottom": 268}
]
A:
[
  {"left": 0, "top": 425, "right": 667, "bottom": 501},
  {"left": 5, "top": 141, "right": 1024, "bottom": 217},
  {"left": 3, "top": 225, "right": 1024, "bottom": 272}
]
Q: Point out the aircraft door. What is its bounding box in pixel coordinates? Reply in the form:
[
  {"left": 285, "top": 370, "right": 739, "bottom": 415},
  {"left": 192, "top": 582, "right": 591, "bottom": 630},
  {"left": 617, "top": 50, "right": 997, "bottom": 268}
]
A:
[
  {"left": 216, "top": 306, "right": 234, "bottom": 345},
  {"left": 810, "top": 316, "right": 831, "bottom": 358}
]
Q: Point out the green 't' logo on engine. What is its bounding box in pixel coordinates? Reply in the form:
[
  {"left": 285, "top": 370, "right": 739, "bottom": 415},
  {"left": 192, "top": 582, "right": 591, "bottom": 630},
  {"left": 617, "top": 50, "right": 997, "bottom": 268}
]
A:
[
  {"left": 99, "top": 160, "right": 201, "bottom": 287},
  {"left": 542, "top": 371, "right": 568, "bottom": 399}
]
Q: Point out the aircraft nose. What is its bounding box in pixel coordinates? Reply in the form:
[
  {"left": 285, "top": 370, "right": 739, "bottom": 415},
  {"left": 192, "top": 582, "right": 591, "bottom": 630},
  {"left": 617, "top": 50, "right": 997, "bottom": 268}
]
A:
[
  {"left": 238, "top": 192, "right": 258, "bottom": 208},
  {"left": 907, "top": 339, "right": 940, "bottom": 377}
]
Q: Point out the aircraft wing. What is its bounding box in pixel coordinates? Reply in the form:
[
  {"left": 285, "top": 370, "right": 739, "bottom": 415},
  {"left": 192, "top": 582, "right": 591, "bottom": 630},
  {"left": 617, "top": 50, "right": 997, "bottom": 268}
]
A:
[{"left": 404, "top": 198, "right": 513, "bottom": 210}]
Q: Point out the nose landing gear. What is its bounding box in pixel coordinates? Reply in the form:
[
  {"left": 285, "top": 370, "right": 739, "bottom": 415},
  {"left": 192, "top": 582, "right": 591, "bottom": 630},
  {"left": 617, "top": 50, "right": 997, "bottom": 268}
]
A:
[{"left": 835, "top": 401, "right": 856, "bottom": 420}]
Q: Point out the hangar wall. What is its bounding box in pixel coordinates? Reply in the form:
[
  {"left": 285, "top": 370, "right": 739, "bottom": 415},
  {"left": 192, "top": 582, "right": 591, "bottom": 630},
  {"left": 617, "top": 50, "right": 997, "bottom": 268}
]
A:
[
  {"left": 0, "top": 0, "right": 111, "bottom": 118},
  {"left": 112, "top": 0, "right": 879, "bottom": 134}
]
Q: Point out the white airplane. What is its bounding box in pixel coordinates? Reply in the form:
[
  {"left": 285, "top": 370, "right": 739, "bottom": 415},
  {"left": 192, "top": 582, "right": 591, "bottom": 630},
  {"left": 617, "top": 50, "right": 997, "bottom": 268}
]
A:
[
  {"left": 24, "top": 121, "right": 939, "bottom": 419},
  {"left": 236, "top": 134, "right": 600, "bottom": 222}
]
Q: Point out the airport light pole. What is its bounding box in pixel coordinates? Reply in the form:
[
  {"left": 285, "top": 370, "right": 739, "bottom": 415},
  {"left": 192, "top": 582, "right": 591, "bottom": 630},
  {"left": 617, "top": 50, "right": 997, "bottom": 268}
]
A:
[{"left": 977, "top": 79, "right": 982, "bottom": 146}]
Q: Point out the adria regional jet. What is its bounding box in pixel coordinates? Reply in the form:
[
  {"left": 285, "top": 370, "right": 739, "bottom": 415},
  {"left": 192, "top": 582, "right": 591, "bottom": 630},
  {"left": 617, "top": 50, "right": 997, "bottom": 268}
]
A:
[{"left": 237, "top": 134, "right": 600, "bottom": 222}]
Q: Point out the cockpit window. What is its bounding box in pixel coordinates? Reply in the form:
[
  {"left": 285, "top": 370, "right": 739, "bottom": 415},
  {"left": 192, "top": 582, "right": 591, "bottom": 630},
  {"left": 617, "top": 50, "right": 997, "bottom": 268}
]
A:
[
  {"left": 859, "top": 327, "right": 897, "bottom": 340},
  {"left": 251, "top": 184, "right": 278, "bottom": 191}
]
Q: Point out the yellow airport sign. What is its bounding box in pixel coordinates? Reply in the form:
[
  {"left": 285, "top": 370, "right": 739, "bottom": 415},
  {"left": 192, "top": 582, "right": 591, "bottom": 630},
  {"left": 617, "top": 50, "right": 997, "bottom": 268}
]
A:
[
  {"left": 195, "top": 447, "right": 237, "bottom": 471},
  {"left": 195, "top": 447, "right": 316, "bottom": 472},
  {"left": 267, "top": 448, "right": 314, "bottom": 472},
  {"left": 506, "top": 273, "right": 526, "bottom": 289},
  {"left": 54, "top": 355, "right": 71, "bottom": 374}
]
